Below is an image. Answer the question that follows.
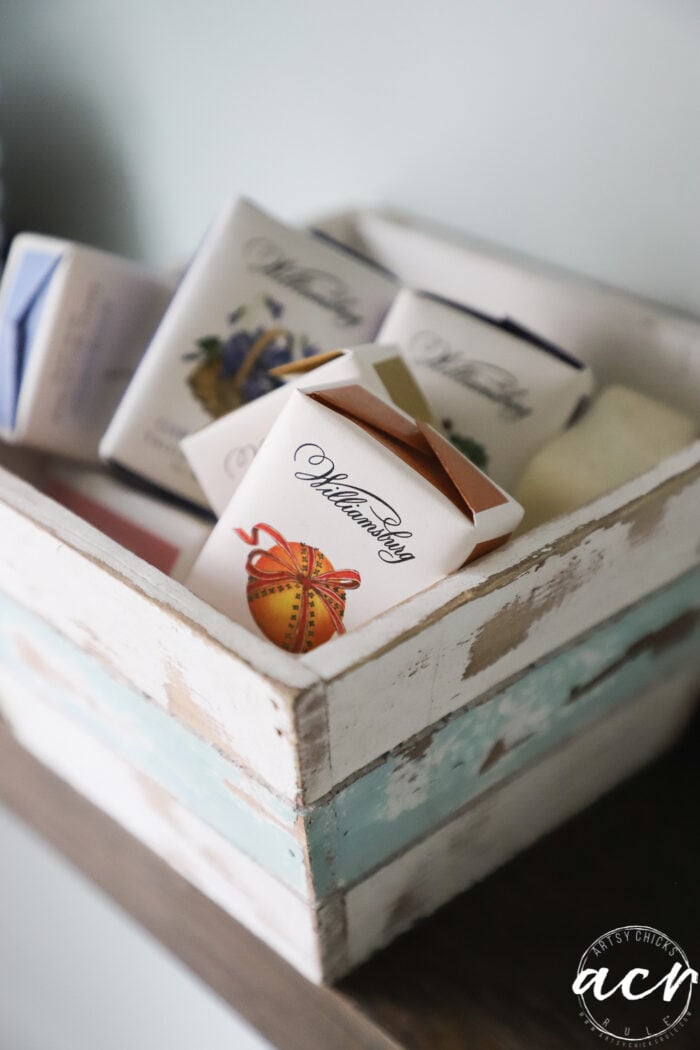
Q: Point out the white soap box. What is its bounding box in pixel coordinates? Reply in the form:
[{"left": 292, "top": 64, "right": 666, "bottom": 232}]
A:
[
  {"left": 100, "top": 198, "right": 397, "bottom": 508},
  {"left": 181, "top": 342, "right": 431, "bottom": 516},
  {"left": 0, "top": 233, "right": 172, "bottom": 460},
  {"left": 186, "top": 384, "right": 522, "bottom": 647}
]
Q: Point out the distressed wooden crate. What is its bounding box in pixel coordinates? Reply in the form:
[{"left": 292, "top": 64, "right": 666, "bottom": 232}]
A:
[{"left": 0, "top": 215, "right": 699, "bottom": 983}]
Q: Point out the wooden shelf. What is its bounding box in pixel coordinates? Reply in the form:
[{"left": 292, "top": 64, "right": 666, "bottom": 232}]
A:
[{"left": 1, "top": 712, "right": 698, "bottom": 1050}]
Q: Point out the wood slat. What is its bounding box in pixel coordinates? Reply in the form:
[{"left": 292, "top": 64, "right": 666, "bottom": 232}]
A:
[
  {"left": 2, "top": 703, "right": 699, "bottom": 1048},
  {"left": 0, "top": 721, "right": 398, "bottom": 1050}
]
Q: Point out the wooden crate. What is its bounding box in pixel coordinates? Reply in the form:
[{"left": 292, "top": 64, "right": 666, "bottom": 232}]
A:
[{"left": 0, "top": 215, "right": 699, "bottom": 983}]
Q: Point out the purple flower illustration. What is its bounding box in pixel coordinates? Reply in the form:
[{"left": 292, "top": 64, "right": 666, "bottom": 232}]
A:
[{"left": 185, "top": 297, "right": 309, "bottom": 418}]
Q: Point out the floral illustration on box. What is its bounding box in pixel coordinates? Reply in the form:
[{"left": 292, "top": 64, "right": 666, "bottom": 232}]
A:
[
  {"left": 184, "top": 296, "right": 320, "bottom": 419},
  {"left": 441, "top": 418, "right": 489, "bottom": 472},
  {"left": 235, "top": 522, "right": 361, "bottom": 653}
]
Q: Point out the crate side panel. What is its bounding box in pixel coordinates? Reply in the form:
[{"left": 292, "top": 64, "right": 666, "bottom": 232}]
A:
[
  {"left": 0, "top": 589, "right": 312, "bottom": 895},
  {"left": 317, "top": 458, "right": 700, "bottom": 791},
  {"left": 0, "top": 474, "right": 311, "bottom": 799},
  {"left": 340, "top": 665, "right": 698, "bottom": 978},
  {"left": 0, "top": 464, "right": 316, "bottom": 688},
  {"left": 0, "top": 676, "right": 323, "bottom": 982},
  {"left": 306, "top": 568, "right": 700, "bottom": 895},
  {"left": 301, "top": 443, "right": 700, "bottom": 685}
]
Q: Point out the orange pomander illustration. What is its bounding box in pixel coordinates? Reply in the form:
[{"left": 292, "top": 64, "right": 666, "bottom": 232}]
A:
[{"left": 234, "top": 523, "right": 361, "bottom": 653}]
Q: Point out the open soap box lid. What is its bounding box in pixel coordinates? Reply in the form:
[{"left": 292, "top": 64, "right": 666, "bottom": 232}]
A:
[{"left": 307, "top": 383, "right": 522, "bottom": 552}]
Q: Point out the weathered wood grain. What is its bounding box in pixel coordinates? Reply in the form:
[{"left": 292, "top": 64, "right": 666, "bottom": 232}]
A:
[
  {"left": 1, "top": 427, "right": 698, "bottom": 816},
  {"left": 0, "top": 669, "right": 323, "bottom": 978},
  {"left": 1, "top": 612, "right": 696, "bottom": 981},
  {"left": 2, "top": 446, "right": 699, "bottom": 978},
  {"left": 306, "top": 569, "right": 700, "bottom": 897},
  {"left": 0, "top": 723, "right": 401, "bottom": 1050},
  {"left": 0, "top": 464, "right": 317, "bottom": 800},
  {"left": 340, "top": 707, "right": 700, "bottom": 1050},
  {"left": 0, "top": 588, "right": 309, "bottom": 890},
  {"left": 340, "top": 664, "right": 699, "bottom": 975},
  {"left": 1, "top": 676, "right": 697, "bottom": 1048},
  {"left": 306, "top": 448, "right": 700, "bottom": 794},
  {"left": 3, "top": 555, "right": 697, "bottom": 918}
]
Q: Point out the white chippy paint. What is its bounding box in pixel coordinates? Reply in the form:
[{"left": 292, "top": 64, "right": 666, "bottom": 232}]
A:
[
  {"left": 0, "top": 673, "right": 323, "bottom": 982},
  {"left": 342, "top": 665, "right": 699, "bottom": 976},
  {"left": 1, "top": 645, "right": 697, "bottom": 984},
  {"left": 382, "top": 756, "right": 431, "bottom": 824},
  {"left": 299, "top": 439, "right": 700, "bottom": 682},
  {"left": 0, "top": 467, "right": 317, "bottom": 800},
  {"left": 0, "top": 463, "right": 315, "bottom": 687},
  {"left": 5, "top": 560, "right": 699, "bottom": 907},
  {"left": 313, "top": 452, "right": 700, "bottom": 791},
  {"left": 303, "top": 565, "right": 700, "bottom": 898},
  {"left": 0, "top": 392, "right": 697, "bottom": 807},
  {"left": 0, "top": 590, "right": 312, "bottom": 893}
]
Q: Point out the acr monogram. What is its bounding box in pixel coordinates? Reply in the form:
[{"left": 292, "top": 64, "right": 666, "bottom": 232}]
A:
[
  {"left": 243, "top": 236, "right": 364, "bottom": 327},
  {"left": 293, "top": 443, "right": 416, "bottom": 564},
  {"left": 572, "top": 926, "right": 697, "bottom": 1045}
]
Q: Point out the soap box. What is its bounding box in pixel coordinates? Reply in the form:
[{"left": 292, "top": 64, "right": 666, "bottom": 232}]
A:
[
  {"left": 0, "top": 234, "right": 172, "bottom": 461},
  {"left": 378, "top": 288, "right": 594, "bottom": 487},
  {"left": 181, "top": 342, "right": 432, "bottom": 515},
  {"left": 43, "top": 461, "right": 211, "bottom": 582},
  {"left": 100, "top": 198, "right": 397, "bottom": 508},
  {"left": 186, "top": 385, "right": 522, "bottom": 650}
]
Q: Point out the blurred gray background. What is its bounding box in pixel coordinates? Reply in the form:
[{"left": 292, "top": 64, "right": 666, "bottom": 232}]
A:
[
  {"left": 2, "top": 0, "right": 700, "bottom": 313},
  {"left": 0, "top": 2, "right": 699, "bottom": 1048}
]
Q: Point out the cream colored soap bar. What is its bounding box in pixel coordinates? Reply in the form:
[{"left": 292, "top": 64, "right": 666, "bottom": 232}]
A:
[{"left": 515, "top": 386, "right": 697, "bottom": 530}]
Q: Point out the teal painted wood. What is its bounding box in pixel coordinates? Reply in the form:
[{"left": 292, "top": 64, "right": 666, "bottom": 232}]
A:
[
  {"left": 1, "top": 566, "right": 698, "bottom": 904},
  {"left": 306, "top": 566, "right": 700, "bottom": 895},
  {"left": 0, "top": 593, "right": 307, "bottom": 894}
]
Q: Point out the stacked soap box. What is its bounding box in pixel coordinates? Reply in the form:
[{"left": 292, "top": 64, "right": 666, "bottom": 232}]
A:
[{"left": 0, "top": 210, "right": 698, "bottom": 983}]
